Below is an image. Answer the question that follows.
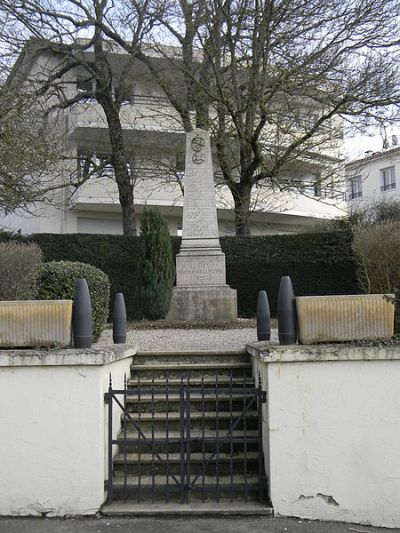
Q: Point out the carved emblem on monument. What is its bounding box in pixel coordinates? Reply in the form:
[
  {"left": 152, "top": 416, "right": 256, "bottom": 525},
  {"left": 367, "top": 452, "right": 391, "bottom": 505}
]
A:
[{"left": 191, "top": 135, "right": 205, "bottom": 164}]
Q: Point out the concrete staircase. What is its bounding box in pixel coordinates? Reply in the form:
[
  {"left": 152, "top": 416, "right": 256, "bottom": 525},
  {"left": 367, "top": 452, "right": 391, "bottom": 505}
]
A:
[{"left": 103, "top": 350, "right": 271, "bottom": 516}]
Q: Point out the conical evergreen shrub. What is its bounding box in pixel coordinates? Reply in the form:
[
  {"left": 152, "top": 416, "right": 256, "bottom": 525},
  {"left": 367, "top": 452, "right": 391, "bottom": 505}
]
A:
[{"left": 136, "top": 208, "right": 175, "bottom": 320}]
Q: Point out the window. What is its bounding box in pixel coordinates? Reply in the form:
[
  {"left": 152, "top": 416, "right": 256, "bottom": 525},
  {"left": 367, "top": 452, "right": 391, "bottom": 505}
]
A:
[
  {"left": 348, "top": 176, "right": 362, "bottom": 199},
  {"left": 314, "top": 182, "right": 322, "bottom": 197},
  {"left": 77, "top": 150, "right": 114, "bottom": 179},
  {"left": 76, "top": 79, "right": 94, "bottom": 97},
  {"left": 177, "top": 222, "right": 182, "bottom": 237},
  {"left": 380, "top": 166, "right": 396, "bottom": 191}
]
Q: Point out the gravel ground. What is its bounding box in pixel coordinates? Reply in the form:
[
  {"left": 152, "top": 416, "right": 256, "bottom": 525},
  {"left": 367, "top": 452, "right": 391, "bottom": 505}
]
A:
[{"left": 96, "top": 327, "right": 278, "bottom": 352}]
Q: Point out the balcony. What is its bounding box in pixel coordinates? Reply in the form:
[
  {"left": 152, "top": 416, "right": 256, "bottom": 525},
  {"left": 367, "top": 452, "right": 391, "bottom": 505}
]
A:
[
  {"left": 68, "top": 96, "right": 185, "bottom": 135},
  {"left": 381, "top": 183, "right": 396, "bottom": 192}
]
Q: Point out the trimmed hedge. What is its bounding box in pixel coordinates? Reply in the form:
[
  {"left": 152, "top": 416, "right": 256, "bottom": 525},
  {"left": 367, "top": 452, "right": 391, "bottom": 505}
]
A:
[
  {"left": 38, "top": 261, "right": 110, "bottom": 341},
  {"left": 0, "top": 230, "right": 359, "bottom": 319},
  {"left": 221, "top": 231, "right": 358, "bottom": 317}
]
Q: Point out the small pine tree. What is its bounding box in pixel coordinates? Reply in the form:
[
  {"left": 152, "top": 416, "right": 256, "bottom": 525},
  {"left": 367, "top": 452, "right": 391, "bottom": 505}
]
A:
[{"left": 136, "top": 208, "right": 175, "bottom": 320}]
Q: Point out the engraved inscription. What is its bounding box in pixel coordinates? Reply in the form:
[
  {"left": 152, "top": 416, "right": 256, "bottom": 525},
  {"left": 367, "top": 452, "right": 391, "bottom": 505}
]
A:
[{"left": 176, "top": 255, "right": 226, "bottom": 286}]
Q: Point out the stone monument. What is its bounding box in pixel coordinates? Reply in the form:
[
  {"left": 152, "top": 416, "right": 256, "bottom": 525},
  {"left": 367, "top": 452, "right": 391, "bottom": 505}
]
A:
[{"left": 168, "top": 128, "right": 237, "bottom": 321}]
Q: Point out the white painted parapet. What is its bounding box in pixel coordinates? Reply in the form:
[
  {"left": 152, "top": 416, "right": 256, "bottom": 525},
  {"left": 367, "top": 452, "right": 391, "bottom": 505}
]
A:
[
  {"left": 247, "top": 342, "right": 400, "bottom": 528},
  {"left": 0, "top": 345, "right": 136, "bottom": 516}
]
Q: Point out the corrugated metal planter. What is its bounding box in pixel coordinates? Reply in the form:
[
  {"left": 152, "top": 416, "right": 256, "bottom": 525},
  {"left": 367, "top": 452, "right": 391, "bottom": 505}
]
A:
[
  {"left": 0, "top": 300, "right": 73, "bottom": 348},
  {"left": 296, "top": 294, "right": 395, "bottom": 345}
]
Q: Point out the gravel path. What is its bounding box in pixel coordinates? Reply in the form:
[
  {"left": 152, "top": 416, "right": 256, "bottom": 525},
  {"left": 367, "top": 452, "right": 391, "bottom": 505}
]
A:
[{"left": 97, "top": 327, "right": 278, "bottom": 352}]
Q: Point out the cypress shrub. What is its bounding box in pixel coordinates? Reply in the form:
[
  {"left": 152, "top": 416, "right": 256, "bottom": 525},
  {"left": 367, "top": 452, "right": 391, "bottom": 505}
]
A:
[
  {"left": 136, "top": 209, "right": 175, "bottom": 320},
  {"left": 37, "top": 261, "right": 110, "bottom": 341}
]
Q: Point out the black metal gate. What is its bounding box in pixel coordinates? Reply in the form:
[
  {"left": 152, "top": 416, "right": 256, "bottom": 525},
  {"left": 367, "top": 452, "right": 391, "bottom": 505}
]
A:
[{"left": 105, "top": 374, "right": 267, "bottom": 504}]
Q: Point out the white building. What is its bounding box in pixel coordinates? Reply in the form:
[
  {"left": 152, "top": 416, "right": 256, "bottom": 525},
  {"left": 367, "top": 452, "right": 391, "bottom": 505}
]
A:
[
  {"left": 346, "top": 141, "right": 400, "bottom": 210},
  {"left": 3, "top": 43, "right": 346, "bottom": 236}
]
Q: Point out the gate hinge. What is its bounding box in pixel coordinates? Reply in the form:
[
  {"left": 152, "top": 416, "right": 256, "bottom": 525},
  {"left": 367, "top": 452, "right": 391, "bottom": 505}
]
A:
[
  {"left": 261, "top": 390, "right": 267, "bottom": 403},
  {"left": 104, "top": 392, "right": 110, "bottom": 404}
]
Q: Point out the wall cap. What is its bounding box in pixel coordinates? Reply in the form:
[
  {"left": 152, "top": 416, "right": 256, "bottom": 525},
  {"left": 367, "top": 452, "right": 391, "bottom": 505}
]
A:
[
  {"left": 0, "top": 344, "right": 137, "bottom": 367},
  {"left": 246, "top": 341, "right": 400, "bottom": 363}
]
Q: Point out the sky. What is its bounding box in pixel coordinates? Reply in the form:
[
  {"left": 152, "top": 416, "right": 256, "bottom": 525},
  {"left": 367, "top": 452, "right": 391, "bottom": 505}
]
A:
[{"left": 344, "top": 128, "right": 400, "bottom": 162}]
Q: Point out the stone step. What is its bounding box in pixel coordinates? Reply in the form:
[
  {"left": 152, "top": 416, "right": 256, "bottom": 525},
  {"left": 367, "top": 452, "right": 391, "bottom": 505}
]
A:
[
  {"left": 109, "top": 474, "right": 262, "bottom": 502},
  {"left": 125, "top": 395, "right": 258, "bottom": 413},
  {"left": 125, "top": 392, "right": 257, "bottom": 402},
  {"left": 113, "top": 452, "right": 259, "bottom": 476},
  {"left": 121, "top": 410, "right": 258, "bottom": 432},
  {"left": 101, "top": 502, "right": 273, "bottom": 516},
  {"left": 113, "top": 451, "right": 259, "bottom": 464},
  {"left": 134, "top": 351, "right": 249, "bottom": 365},
  {"left": 115, "top": 429, "right": 259, "bottom": 454},
  {"left": 121, "top": 411, "right": 258, "bottom": 421},
  {"left": 131, "top": 362, "right": 252, "bottom": 379},
  {"left": 127, "top": 376, "right": 250, "bottom": 388}
]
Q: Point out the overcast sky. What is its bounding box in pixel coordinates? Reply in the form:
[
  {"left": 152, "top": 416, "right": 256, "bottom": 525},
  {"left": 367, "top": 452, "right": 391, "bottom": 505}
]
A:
[{"left": 344, "top": 128, "right": 400, "bottom": 162}]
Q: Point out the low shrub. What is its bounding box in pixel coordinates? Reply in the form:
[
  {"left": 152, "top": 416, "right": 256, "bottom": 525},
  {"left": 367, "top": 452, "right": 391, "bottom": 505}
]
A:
[
  {"left": 37, "top": 261, "right": 110, "bottom": 341},
  {"left": 0, "top": 241, "right": 42, "bottom": 300},
  {"left": 352, "top": 221, "right": 400, "bottom": 332}
]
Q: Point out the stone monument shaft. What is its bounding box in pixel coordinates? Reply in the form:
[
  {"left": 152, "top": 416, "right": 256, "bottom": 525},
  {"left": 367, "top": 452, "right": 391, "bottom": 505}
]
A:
[
  {"left": 168, "top": 128, "right": 237, "bottom": 321},
  {"left": 181, "top": 130, "right": 220, "bottom": 248}
]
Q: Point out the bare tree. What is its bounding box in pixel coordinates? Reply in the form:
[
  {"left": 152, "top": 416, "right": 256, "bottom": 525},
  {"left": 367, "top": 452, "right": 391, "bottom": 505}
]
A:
[
  {"left": 0, "top": 0, "right": 163, "bottom": 235},
  {"left": 2, "top": 0, "right": 400, "bottom": 235},
  {"left": 0, "top": 87, "right": 64, "bottom": 213},
  {"left": 101, "top": 0, "right": 400, "bottom": 234}
]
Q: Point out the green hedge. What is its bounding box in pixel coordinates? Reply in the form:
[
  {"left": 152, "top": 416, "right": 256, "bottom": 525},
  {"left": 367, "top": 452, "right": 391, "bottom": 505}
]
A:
[
  {"left": 221, "top": 231, "right": 358, "bottom": 316},
  {"left": 0, "top": 230, "right": 359, "bottom": 319}
]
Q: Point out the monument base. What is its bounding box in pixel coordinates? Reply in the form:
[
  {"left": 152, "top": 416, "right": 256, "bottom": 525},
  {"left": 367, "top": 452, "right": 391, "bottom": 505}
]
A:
[{"left": 167, "top": 286, "right": 237, "bottom": 321}]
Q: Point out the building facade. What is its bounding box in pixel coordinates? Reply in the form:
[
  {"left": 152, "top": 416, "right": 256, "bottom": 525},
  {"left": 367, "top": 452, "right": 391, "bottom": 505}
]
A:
[
  {"left": 346, "top": 143, "right": 400, "bottom": 211},
  {"left": 3, "top": 43, "right": 347, "bottom": 236}
]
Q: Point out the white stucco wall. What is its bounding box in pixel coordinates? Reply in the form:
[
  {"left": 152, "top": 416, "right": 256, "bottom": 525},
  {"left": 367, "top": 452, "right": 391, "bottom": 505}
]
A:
[
  {"left": 346, "top": 148, "right": 400, "bottom": 208},
  {"left": 248, "top": 343, "right": 400, "bottom": 528},
  {"left": 0, "top": 346, "right": 135, "bottom": 516}
]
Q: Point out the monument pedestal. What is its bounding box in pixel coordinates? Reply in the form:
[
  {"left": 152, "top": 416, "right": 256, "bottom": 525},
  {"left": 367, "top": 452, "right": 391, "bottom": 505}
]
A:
[{"left": 168, "top": 286, "right": 237, "bottom": 321}]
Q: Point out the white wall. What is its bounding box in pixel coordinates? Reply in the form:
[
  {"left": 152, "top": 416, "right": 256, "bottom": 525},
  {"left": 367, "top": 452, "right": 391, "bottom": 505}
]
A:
[
  {"left": 0, "top": 346, "right": 135, "bottom": 516},
  {"left": 249, "top": 344, "right": 400, "bottom": 528},
  {"left": 347, "top": 148, "right": 400, "bottom": 208}
]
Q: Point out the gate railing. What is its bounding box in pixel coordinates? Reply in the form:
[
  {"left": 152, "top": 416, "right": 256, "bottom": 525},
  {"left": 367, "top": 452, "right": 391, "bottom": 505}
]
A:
[{"left": 104, "top": 374, "right": 267, "bottom": 504}]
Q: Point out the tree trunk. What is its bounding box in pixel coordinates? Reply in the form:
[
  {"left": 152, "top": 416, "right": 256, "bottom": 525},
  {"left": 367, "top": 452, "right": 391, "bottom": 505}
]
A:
[
  {"left": 109, "top": 122, "right": 137, "bottom": 236},
  {"left": 233, "top": 182, "right": 252, "bottom": 236},
  {"left": 98, "top": 94, "right": 137, "bottom": 236},
  {"left": 121, "top": 200, "right": 136, "bottom": 235}
]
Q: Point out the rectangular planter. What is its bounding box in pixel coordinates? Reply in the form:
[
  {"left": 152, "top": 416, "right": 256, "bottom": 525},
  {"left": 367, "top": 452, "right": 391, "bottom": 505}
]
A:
[
  {"left": 0, "top": 300, "right": 73, "bottom": 348},
  {"left": 296, "top": 294, "right": 395, "bottom": 344}
]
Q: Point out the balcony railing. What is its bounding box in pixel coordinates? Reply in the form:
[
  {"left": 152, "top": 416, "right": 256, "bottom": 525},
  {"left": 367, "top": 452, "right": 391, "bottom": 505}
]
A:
[
  {"left": 348, "top": 191, "right": 362, "bottom": 200},
  {"left": 279, "top": 178, "right": 346, "bottom": 200},
  {"left": 129, "top": 94, "right": 171, "bottom": 106},
  {"left": 381, "top": 183, "right": 396, "bottom": 192}
]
